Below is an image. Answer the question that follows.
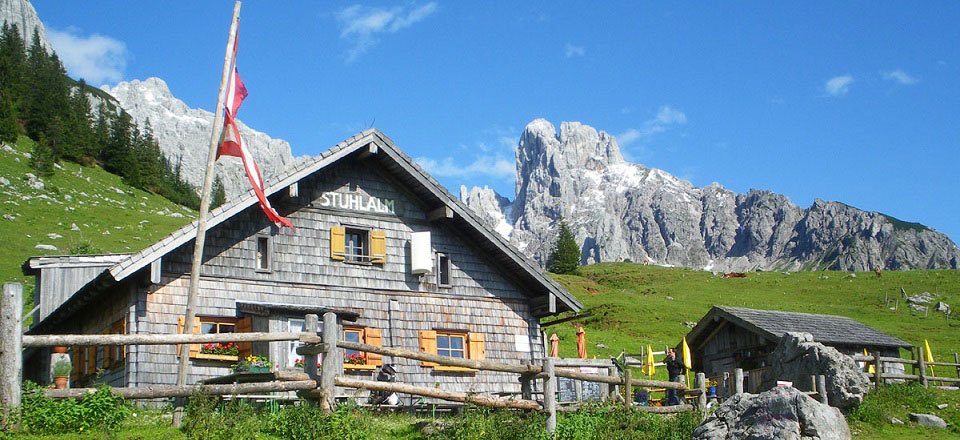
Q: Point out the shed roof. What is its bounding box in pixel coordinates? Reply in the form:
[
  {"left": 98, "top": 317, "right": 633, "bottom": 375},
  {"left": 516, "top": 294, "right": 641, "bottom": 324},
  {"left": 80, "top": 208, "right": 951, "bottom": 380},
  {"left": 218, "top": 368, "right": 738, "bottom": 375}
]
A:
[
  {"left": 28, "top": 129, "right": 581, "bottom": 333},
  {"left": 687, "top": 305, "right": 911, "bottom": 349}
]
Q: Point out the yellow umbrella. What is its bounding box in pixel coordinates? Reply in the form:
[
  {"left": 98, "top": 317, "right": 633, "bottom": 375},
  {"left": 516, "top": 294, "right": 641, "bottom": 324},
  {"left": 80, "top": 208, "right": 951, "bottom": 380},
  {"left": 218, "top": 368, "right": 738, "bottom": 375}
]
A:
[
  {"left": 924, "top": 339, "right": 936, "bottom": 376},
  {"left": 863, "top": 348, "right": 875, "bottom": 374},
  {"left": 682, "top": 337, "right": 692, "bottom": 369},
  {"left": 642, "top": 344, "right": 656, "bottom": 376}
]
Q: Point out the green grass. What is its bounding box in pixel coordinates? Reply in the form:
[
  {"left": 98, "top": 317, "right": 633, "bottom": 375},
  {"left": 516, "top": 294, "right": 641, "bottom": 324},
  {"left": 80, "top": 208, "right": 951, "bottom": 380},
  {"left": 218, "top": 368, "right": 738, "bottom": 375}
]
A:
[
  {"left": 549, "top": 263, "right": 960, "bottom": 383},
  {"left": 0, "top": 136, "right": 194, "bottom": 317}
]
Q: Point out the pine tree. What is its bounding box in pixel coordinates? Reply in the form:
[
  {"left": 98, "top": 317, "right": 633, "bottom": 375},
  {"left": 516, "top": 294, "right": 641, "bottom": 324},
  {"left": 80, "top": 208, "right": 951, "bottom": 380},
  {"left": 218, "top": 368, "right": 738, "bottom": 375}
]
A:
[
  {"left": 0, "top": 92, "right": 19, "bottom": 143},
  {"left": 211, "top": 175, "right": 227, "bottom": 209},
  {"left": 30, "top": 134, "right": 56, "bottom": 177},
  {"left": 547, "top": 220, "right": 581, "bottom": 274}
]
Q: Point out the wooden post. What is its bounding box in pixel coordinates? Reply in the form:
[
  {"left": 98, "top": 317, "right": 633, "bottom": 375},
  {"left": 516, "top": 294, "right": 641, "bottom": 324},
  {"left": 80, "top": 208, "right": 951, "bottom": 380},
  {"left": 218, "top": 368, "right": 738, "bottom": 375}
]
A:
[
  {"left": 954, "top": 353, "right": 959, "bottom": 379},
  {"left": 598, "top": 365, "right": 610, "bottom": 401},
  {"left": 623, "top": 368, "right": 633, "bottom": 408},
  {"left": 319, "top": 312, "right": 339, "bottom": 412},
  {"left": 543, "top": 358, "right": 557, "bottom": 435},
  {"left": 817, "top": 375, "right": 828, "bottom": 405},
  {"left": 303, "top": 314, "right": 320, "bottom": 397},
  {"left": 734, "top": 368, "right": 743, "bottom": 394},
  {"left": 918, "top": 346, "right": 928, "bottom": 388},
  {"left": 607, "top": 366, "right": 619, "bottom": 402},
  {"left": 696, "top": 372, "right": 706, "bottom": 412},
  {"left": 810, "top": 375, "right": 817, "bottom": 393},
  {"left": 873, "top": 352, "right": 882, "bottom": 389},
  {"left": 1, "top": 283, "right": 23, "bottom": 431}
]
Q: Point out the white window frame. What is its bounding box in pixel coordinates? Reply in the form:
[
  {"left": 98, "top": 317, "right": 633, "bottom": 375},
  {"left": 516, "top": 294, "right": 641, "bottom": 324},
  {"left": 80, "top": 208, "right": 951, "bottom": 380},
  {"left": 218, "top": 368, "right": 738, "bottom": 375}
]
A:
[
  {"left": 255, "top": 235, "right": 272, "bottom": 272},
  {"left": 436, "top": 252, "right": 451, "bottom": 287}
]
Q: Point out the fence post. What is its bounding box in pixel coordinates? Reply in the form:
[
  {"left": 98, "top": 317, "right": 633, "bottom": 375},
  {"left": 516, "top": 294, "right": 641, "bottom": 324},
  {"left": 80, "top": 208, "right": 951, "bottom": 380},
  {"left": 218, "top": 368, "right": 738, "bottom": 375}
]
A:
[
  {"left": 734, "top": 368, "right": 743, "bottom": 394},
  {"left": 319, "top": 311, "right": 340, "bottom": 412},
  {"left": 954, "top": 353, "right": 959, "bottom": 379},
  {"left": 543, "top": 358, "right": 557, "bottom": 435},
  {"left": 873, "top": 352, "right": 882, "bottom": 389},
  {"left": 598, "top": 363, "right": 609, "bottom": 401},
  {"left": 623, "top": 367, "right": 633, "bottom": 408},
  {"left": 1, "top": 283, "right": 23, "bottom": 431},
  {"left": 817, "top": 375, "right": 828, "bottom": 405},
  {"left": 696, "top": 372, "right": 706, "bottom": 412},
  {"left": 918, "top": 346, "right": 928, "bottom": 388},
  {"left": 607, "top": 365, "right": 619, "bottom": 402},
  {"left": 303, "top": 314, "right": 320, "bottom": 405}
]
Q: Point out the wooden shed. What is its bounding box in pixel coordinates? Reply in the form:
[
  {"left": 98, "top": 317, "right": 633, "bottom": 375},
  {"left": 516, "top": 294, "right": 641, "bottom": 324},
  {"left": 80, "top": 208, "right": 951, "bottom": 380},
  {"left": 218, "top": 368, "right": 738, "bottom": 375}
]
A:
[
  {"left": 23, "top": 129, "right": 582, "bottom": 398},
  {"left": 685, "top": 306, "right": 911, "bottom": 392}
]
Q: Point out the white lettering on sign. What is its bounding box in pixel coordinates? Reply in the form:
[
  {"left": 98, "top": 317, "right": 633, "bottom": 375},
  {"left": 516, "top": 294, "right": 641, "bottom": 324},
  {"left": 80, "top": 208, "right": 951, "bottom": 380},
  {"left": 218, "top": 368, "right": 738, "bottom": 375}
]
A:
[{"left": 319, "top": 192, "right": 396, "bottom": 215}]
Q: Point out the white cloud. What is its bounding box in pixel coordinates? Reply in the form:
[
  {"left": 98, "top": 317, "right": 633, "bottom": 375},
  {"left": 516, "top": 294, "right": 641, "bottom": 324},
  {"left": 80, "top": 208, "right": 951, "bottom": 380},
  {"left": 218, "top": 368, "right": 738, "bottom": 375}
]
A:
[
  {"left": 336, "top": 2, "right": 438, "bottom": 62},
  {"left": 882, "top": 69, "right": 917, "bottom": 85},
  {"left": 47, "top": 27, "right": 126, "bottom": 86},
  {"left": 824, "top": 75, "right": 854, "bottom": 96},
  {"left": 564, "top": 43, "right": 585, "bottom": 58},
  {"left": 616, "top": 105, "right": 688, "bottom": 147},
  {"left": 415, "top": 155, "right": 514, "bottom": 179}
]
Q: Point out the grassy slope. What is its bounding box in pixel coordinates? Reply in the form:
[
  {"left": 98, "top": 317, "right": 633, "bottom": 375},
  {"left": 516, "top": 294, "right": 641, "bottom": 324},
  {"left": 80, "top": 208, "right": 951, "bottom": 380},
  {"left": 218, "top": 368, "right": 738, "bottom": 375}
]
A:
[
  {"left": 550, "top": 263, "right": 959, "bottom": 382},
  {"left": 0, "top": 137, "right": 194, "bottom": 313}
]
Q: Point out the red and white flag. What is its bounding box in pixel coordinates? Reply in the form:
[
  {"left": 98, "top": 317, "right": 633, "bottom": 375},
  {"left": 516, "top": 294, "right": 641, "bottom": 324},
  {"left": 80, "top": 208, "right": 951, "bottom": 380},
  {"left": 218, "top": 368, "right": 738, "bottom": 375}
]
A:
[{"left": 217, "top": 31, "right": 293, "bottom": 229}]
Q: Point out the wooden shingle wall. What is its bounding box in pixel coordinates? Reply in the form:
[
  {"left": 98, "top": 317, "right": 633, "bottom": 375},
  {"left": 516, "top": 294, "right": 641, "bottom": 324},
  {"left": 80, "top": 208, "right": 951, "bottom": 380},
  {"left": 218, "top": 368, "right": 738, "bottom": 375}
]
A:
[{"left": 134, "top": 159, "right": 544, "bottom": 393}]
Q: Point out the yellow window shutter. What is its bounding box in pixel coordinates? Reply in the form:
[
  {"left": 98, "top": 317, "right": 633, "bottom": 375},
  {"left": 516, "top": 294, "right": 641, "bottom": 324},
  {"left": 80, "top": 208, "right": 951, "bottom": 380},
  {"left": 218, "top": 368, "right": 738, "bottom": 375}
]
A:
[
  {"left": 330, "top": 226, "right": 345, "bottom": 261},
  {"left": 86, "top": 346, "right": 97, "bottom": 373},
  {"left": 468, "top": 333, "right": 486, "bottom": 361},
  {"left": 237, "top": 317, "right": 253, "bottom": 359},
  {"left": 102, "top": 328, "right": 113, "bottom": 368},
  {"left": 365, "top": 328, "right": 383, "bottom": 366},
  {"left": 72, "top": 347, "right": 82, "bottom": 380},
  {"left": 370, "top": 230, "right": 387, "bottom": 264},
  {"left": 190, "top": 316, "right": 201, "bottom": 357},
  {"left": 419, "top": 330, "right": 437, "bottom": 367}
]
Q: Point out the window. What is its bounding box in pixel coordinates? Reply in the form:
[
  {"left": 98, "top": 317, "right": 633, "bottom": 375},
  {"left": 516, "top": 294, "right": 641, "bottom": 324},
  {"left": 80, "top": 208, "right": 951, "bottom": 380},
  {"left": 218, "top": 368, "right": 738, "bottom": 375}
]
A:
[
  {"left": 436, "top": 253, "right": 451, "bottom": 287},
  {"left": 178, "top": 316, "right": 251, "bottom": 361},
  {"left": 256, "top": 235, "right": 271, "bottom": 271},
  {"left": 73, "top": 319, "right": 127, "bottom": 379},
  {"left": 342, "top": 326, "right": 383, "bottom": 370},
  {"left": 419, "top": 330, "right": 485, "bottom": 371},
  {"left": 330, "top": 226, "right": 386, "bottom": 264},
  {"left": 288, "top": 318, "right": 312, "bottom": 368},
  {"left": 437, "top": 332, "right": 464, "bottom": 358},
  {"left": 102, "top": 319, "right": 126, "bottom": 369}
]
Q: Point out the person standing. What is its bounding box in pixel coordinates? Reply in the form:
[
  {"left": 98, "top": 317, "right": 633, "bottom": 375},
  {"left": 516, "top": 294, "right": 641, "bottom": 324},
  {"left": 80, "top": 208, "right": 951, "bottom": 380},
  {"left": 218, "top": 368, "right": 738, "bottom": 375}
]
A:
[{"left": 664, "top": 348, "right": 686, "bottom": 405}]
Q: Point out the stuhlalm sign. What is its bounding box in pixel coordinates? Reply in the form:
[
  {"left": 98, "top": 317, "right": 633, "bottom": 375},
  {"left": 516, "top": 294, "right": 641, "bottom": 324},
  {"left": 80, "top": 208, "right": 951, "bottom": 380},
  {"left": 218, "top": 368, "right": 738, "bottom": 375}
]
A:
[{"left": 319, "top": 191, "right": 397, "bottom": 215}]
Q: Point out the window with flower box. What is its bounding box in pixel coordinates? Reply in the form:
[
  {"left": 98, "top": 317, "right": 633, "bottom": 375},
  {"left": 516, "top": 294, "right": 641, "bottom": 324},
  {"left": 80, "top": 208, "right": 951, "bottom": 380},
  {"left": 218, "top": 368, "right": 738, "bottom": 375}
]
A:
[
  {"left": 177, "top": 316, "right": 252, "bottom": 361},
  {"left": 342, "top": 326, "right": 382, "bottom": 370},
  {"left": 418, "top": 330, "right": 485, "bottom": 372}
]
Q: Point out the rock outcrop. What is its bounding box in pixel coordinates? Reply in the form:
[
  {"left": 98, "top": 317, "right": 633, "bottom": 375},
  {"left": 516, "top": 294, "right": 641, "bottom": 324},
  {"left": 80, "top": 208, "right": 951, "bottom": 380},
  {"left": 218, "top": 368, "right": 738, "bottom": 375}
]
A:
[
  {"left": 459, "top": 185, "right": 514, "bottom": 237},
  {"left": 463, "top": 119, "right": 960, "bottom": 272},
  {"left": 105, "top": 78, "right": 297, "bottom": 199},
  {"left": 693, "top": 386, "right": 851, "bottom": 440},
  {"left": 0, "top": 0, "right": 51, "bottom": 53},
  {"left": 761, "top": 332, "right": 870, "bottom": 412}
]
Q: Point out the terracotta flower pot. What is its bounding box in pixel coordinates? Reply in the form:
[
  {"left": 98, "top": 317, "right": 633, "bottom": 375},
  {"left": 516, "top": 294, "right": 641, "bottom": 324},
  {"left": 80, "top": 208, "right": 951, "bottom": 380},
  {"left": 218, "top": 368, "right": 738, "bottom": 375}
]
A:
[
  {"left": 53, "top": 376, "right": 68, "bottom": 389},
  {"left": 52, "top": 346, "right": 68, "bottom": 354}
]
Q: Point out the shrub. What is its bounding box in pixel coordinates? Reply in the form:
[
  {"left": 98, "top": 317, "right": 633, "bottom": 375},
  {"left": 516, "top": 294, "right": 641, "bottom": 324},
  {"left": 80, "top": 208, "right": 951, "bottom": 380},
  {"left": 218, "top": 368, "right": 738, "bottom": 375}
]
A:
[
  {"left": 264, "top": 401, "right": 370, "bottom": 440},
  {"left": 18, "top": 382, "right": 130, "bottom": 435},
  {"left": 181, "top": 393, "right": 260, "bottom": 440}
]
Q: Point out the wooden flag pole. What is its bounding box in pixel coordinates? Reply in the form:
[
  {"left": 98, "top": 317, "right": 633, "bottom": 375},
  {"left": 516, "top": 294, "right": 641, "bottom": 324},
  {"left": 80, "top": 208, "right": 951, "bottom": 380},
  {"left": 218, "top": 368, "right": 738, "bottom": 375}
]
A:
[{"left": 174, "top": 0, "right": 242, "bottom": 426}]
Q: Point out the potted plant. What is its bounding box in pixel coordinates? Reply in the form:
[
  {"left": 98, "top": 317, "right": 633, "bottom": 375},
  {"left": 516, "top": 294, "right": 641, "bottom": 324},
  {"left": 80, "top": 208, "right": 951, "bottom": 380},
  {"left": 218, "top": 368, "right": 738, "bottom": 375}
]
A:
[
  {"left": 232, "top": 355, "right": 273, "bottom": 373},
  {"left": 52, "top": 360, "right": 71, "bottom": 389}
]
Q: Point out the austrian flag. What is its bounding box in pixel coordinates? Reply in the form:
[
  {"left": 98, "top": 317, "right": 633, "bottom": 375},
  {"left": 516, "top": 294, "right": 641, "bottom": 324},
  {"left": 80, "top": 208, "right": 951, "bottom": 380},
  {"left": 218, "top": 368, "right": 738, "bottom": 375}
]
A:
[{"left": 216, "top": 31, "right": 293, "bottom": 229}]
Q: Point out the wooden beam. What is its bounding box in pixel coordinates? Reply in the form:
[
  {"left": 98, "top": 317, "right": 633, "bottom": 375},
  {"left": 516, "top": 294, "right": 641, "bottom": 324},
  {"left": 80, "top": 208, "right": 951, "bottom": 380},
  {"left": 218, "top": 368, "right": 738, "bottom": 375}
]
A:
[
  {"left": 337, "top": 340, "right": 539, "bottom": 375},
  {"left": 334, "top": 377, "right": 541, "bottom": 411},
  {"left": 357, "top": 143, "right": 378, "bottom": 159},
  {"left": 427, "top": 206, "right": 453, "bottom": 222},
  {"left": 45, "top": 380, "right": 317, "bottom": 400},
  {"left": 22, "top": 331, "right": 307, "bottom": 347},
  {"left": 540, "top": 312, "right": 593, "bottom": 328}
]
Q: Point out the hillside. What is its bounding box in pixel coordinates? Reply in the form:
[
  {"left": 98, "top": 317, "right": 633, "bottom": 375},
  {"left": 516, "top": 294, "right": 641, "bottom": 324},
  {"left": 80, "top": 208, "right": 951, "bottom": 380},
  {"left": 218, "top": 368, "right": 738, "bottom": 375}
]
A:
[
  {"left": 549, "top": 263, "right": 959, "bottom": 382},
  {"left": 0, "top": 136, "right": 194, "bottom": 312}
]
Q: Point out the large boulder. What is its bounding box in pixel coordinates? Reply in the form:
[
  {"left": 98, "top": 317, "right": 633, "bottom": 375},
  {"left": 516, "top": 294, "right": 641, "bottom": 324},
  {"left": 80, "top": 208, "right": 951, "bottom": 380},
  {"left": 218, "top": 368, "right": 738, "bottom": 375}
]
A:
[
  {"left": 761, "top": 332, "right": 869, "bottom": 411},
  {"left": 693, "top": 386, "right": 850, "bottom": 440}
]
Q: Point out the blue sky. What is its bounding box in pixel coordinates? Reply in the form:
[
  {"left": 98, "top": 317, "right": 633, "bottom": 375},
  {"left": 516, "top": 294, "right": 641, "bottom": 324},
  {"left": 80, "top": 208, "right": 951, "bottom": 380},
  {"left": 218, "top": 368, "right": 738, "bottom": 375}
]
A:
[{"left": 35, "top": 2, "right": 960, "bottom": 242}]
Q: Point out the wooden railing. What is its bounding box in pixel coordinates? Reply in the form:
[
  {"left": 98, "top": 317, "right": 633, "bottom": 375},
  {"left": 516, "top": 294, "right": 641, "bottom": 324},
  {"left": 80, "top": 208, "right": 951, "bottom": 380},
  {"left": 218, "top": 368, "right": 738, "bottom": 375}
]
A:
[
  {"left": 853, "top": 354, "right": 960, "bottom": 388},
  {"left": 0, "top": 281, "right": 704, "bottom": 435}
]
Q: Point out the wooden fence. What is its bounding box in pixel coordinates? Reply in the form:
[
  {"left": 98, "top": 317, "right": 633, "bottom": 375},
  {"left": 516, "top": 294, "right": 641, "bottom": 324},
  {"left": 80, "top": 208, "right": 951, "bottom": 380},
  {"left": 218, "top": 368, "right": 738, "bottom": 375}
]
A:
[
  {"left": 1, "top": 283, "right": 703, "bottom": 434},
  {"left": 853, "top": 353, "right": 960, "bottom": 388}
]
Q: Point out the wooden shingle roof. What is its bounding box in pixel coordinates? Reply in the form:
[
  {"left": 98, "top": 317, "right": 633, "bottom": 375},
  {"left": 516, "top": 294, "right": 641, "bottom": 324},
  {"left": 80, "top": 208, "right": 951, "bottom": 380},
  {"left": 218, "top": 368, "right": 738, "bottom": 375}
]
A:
[{"left": 687, "top": 305, "right": 911, "bottom": 349}]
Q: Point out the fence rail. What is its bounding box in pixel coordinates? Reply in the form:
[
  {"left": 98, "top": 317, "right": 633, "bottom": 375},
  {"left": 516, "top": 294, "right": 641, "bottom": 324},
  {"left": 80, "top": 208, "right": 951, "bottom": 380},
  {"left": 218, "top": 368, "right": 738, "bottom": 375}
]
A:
[{"left": 852, "top": 354, "right": 960, "bottom": 388}]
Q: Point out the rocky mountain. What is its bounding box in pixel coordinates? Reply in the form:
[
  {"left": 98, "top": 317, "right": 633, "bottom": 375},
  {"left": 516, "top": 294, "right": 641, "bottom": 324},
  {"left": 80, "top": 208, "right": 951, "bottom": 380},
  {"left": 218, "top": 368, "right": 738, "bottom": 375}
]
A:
[
  {"left": 0, "top": 0, "right": 51, "bottom": 53},
  {"left": 464, "top": 119, "right": 960, "bottom": 272},
  {"left": 105, "top": 78, "right": 296, "bottom": 199}
]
